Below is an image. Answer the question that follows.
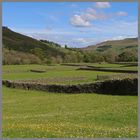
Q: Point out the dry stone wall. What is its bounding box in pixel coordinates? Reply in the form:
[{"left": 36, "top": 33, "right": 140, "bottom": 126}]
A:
[{"left": 3, "top": 78, "right": 137, "bottom": 95}]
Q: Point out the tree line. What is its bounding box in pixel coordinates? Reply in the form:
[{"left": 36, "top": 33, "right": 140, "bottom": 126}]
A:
[{"left": 3, "top": 47, "right": 137, "bottom": 65}]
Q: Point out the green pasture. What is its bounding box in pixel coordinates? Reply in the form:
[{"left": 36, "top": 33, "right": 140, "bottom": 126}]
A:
[
  {"left": 87, "top": 63, "right": 137, "bottom": 71},
  {"left": 2, "top": 87, "right": 138, "bottom": 138},
  {"left": 2, "top": 63, "right": 138, "bottom": 138},
  {"left": 3, "top": 64, "right": 117, "bottom": 84},
  {"left": 3, "top": 63, "right": 137, "bottom": 84},
  {"left": 62, "top": 63, "right": 137, "bottom": 70}
]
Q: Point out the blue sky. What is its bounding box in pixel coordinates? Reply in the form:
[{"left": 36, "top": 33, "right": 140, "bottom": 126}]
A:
[{"left": 2, "top": 2, "right": 138, "bottom": 48}]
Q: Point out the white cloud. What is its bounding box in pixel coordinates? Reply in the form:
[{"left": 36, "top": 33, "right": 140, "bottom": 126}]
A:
[
  {"left": 95, "top": 2, "right": 111, "bottom": 9},
  {"left": 83, "top": 13, "right": 97, "bottom": 20},
  {"left": 83, "top": 8, "right": 97, "bottom": 20},
  {"left": 111, "top": 36, "right": 127, "bottom": 40},
  {"left": 75, "top": 38, "right": 88, "bottom": 43},
  {"left": 87, "top": 8, "right": 97, "bottom": 13},
  {"left": 70, "top": 15, "right": 92, "bottom": 27},
  {"left": 84, "top": 8, "right": 108, "bottom": 20},
  {"left": 73, "top": 38, "right": 99, "bottom": 46},
  {"left": 70, "top": 3, "right": 129, "bottom": 28},
  {"left": 70, "top": 8, "right": 108, "bottom": 27},
  {"left": 116, "top": 11, "right": 128, "bottom": 16}
]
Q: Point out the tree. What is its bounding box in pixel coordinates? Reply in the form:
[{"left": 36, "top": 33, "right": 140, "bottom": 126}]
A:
[
  {"left": 3, "top": 48, "right": 42, "bottom": 65},
  {"left": 65, "top": 45, "right": 68, "bottom": 49},
  {"left": 103, "top": 50, "right": 118, "bottom": 63},
  {"left": 76, "top": 52, "right": 84, "bottom": 63},
  {"left": 118, "top": 49, "right": 137, "bottom": 62},
  {"left": 89, "top": 52, "right": 104, "bottom": 63},
  {"left": 83, "top": 53, "right": 91, "bottom": 63},
  {"left": 31, "top": 48, "right": 45, "bottom": 60}
]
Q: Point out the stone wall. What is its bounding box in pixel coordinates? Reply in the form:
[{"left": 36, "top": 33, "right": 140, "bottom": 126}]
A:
[
  {"left": 3, "top": 78, "right": 137, "bottom": 95},
  {"left": 77, "top": 67, "right": 137, "bottom": 73}
]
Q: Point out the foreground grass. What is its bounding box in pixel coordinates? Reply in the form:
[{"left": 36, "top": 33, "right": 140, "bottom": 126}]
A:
[{"left": 2, "top": 87, "right": 138, "bottom": 138}]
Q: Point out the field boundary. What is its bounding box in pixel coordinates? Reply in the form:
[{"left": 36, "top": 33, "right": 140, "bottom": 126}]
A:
[
  {"left": 77, "top": 66, "right": 138, "bottom": 73},
  {"left": 2, "top": 78, "right": 137, "bottom": 95}
]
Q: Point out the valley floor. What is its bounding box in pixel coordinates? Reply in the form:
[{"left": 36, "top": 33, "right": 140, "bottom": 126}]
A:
[{"left": 2, "top": 63, "right": 138, "bottom": 138}]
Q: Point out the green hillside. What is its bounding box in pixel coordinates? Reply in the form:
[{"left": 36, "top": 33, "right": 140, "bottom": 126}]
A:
[
  {"left": 2, "top": 27, "right": 138, "bottom": 64},
  {"left": 83, "top": 38, "right": 138, "bottom": 54},
  {"left": 3, "top": 27, "right": 67, "bottom": 57},
  {"left": 2, "top": 27, "right": 83, "bottom": 64}
]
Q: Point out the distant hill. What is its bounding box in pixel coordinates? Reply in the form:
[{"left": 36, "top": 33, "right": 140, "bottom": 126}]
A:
[
  {"left": 82, "top": 38, "right": 138, "bottom": 54},
  {"left": 2, "top": 26, "right": 69, "bottom": 58},
  {"left": 2, "top": 27, "right": 83, "bottom": 64},
  {"left": 2, "top": 27, "right": 138, "bottom": 64}
]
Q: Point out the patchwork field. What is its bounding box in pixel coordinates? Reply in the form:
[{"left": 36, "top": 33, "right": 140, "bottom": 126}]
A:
[
  {"left": 2, "top": 63, "right": 138, "bottom": 138},
  {"left": 3, "top": 64, "right": 119, "bottom": 84}
]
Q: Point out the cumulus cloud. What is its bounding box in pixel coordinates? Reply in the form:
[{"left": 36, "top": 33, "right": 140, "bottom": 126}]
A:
[
  {"left": 87, "top": 8, "right": 97, "bottom": 13},
  {"left": 70, "top": 8, "right": 109, "bottom": 27},
  {"left": 95, "top": 2, "right": 111, "bottom": 8},
  {"left": 70, "top": 15, "right": 92, "bottom": 27},
  {"left": 84, "top": 8, "right": 108, "bottom": 20},
  {"left": 83, "top": 13, "right": 97, "bottom": 20},
  {"left": 70, "top": 9, "right": 128, "bottom": 27},
  {"left": 70, "top": 1, "right": 128, "bottom": 28}
]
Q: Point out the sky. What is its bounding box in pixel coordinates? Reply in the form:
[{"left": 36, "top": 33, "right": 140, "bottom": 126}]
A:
[{"left": 2, "top": 2, "right": 138, "bottom": 48}]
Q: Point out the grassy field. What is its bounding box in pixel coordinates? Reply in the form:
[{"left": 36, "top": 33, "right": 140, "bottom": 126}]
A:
[
  {"left": 2, "top": 87, "right": 138, "bottom": 138},
  {"left": 62, "top": 63, "right": 138, "bottom": 70},
  {"left": 2, "top": 63, "right": 138, "bottom": 138},
  {"left": 3, "top": 64, "right": 118, "bottom": 84}
]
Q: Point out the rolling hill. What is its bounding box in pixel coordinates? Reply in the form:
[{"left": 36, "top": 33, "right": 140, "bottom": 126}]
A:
[
  {"left": 2, "top": 26, "right": 69, "bottom": 57},
  {"left": 2, "top": 27, "right": 83, "bottom": 64},
  {"left": 83, "top": 37, "right": 138, "bottom": 54},
  {"left": 2, "top": 27, "right": 138, "bottom": 64}
]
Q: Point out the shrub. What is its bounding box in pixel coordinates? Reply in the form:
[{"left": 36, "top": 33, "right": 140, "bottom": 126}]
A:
[{"left": 3, "top": 48, "right": 42, "bottom": 65}]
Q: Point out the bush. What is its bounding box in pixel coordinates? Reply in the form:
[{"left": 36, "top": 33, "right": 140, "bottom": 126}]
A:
[
  {"left": 103, "top": 50, "right": 118, "bottom": 63},
  {"left": 3, "top": 48, "right": 42, "bottom": 65},
  {"left": 118, "top": 49, "right": 138, "bottom": 62}
]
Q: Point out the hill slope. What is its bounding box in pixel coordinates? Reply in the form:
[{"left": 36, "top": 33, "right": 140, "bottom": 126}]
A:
[
  {"left": 83, "top": 38, "right": 138, "bottom": 54},
  {"left": 2, "top": 27, "right": 84, "bottom": 64},
  {"left": 2, "top": 27, "right": 138, "bottom": 64},
  {"left": 2, "top": 26, "right": 69, "bottom": 58}
]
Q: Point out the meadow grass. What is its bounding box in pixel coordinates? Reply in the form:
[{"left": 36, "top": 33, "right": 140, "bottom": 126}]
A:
[
  {"left": 2, "top": 63, "right": 138, "bottom": 138},
  {"left": 2, "top": 87, "right": 138, "bottom": 138},
  {"left": 65, "top": 62, "right": 137, "bottom": 69},
  {"left": 3, "top": 64, "right": 117, "bottom": 84}
]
